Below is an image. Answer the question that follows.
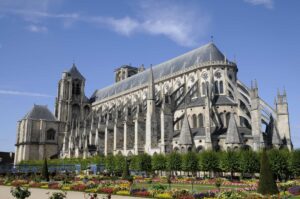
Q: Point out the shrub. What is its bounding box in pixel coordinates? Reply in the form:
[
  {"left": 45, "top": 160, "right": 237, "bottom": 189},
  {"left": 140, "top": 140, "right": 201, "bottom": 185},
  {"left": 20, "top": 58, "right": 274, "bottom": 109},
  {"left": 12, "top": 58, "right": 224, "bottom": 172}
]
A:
[
  {"left": 10, "top": 186, "right": 31, "bottom": 199},
  {"left": 48, "top": 192, "right": 67, "bottom": 199}
]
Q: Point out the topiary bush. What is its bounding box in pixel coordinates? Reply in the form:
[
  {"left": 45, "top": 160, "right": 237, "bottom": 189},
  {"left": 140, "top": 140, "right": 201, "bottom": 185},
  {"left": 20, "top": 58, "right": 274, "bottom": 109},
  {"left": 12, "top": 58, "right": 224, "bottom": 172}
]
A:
[
  {"left": 257, "top": 149, "right": 279, "bottom": 195},
  {"left": 10, "top": 186, "right": 31, "bottom": 199}
]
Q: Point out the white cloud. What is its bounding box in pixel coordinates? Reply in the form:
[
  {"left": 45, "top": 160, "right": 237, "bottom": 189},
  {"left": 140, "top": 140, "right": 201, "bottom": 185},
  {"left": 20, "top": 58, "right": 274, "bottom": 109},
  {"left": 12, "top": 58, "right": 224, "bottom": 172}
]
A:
[
  {"left": 0, "top": 90, "right": 54, "bottom": 98},
  {"left": 26, "top": 24, "right": 48, "bottom": 33},
  {"left": 244, "top": 0, "right": 274, "bottom": 9},
  {"left": 0, "top": 1, "right": 210, "bottom": 47}
]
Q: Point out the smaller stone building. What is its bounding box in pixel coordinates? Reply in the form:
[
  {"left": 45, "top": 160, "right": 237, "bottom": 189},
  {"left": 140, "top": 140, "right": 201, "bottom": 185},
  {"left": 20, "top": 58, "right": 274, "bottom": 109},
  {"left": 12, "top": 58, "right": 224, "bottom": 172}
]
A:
[{"left": 14, "top": 105, "right": 64, "bottom": 164}]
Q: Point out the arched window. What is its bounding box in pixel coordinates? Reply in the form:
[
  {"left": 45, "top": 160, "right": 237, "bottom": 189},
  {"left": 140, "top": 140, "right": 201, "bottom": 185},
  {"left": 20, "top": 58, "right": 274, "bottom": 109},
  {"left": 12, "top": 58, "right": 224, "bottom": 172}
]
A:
[
  {"left": 46, "top": 129, "right": 56, "bottom": 140},
  {"left": 72, "top": 104, "right": 80, "bottom": 120},
  {"left": 214, "top": 81, "right": 219, "bottom": 94},
  {"left": 202, "top": 82, "right": 206, "bottom": 96},
  {"left": 198, "top": 114, "right": 204, "bottom": 127},
  {"left": 72, "top": 80, "right": 81, "bottom": 96},
  {"left": 192, "top": 114, "right": 197, "bottom": 128},
  {"left": 220, "top": 113, "right": 225, "bottom": 126},
  {"left": 196, "top": 146, "right": 203, "bottom": 152},
  {"left": 219, "top": 81, "right": 224, "bottom": 94},
  {"left": 226, "top": 113, "right": 231, "bottom": 127}
]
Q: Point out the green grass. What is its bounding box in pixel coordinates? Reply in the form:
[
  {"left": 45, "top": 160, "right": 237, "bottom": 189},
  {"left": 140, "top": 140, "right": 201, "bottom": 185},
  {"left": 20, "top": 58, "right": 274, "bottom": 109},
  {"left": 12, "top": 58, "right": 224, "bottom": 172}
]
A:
[
  {"left": 291, "top": 196, "right": 300, "bottom": 199},
  {"left": 132, "top": 182, "right": 243, "bottom": 192}
]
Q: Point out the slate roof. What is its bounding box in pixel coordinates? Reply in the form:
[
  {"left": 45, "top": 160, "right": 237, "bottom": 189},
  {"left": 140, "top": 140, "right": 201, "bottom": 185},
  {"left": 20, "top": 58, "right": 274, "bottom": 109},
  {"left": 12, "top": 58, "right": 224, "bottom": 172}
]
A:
[
  {"left": 68, "top": 64, "right": 85, "bottom": 80},
  {"left": 92, "top": 42, "right": 231, "bottom": 102},
  {"left": 23, "top": 105, "right": 57, "bottom": 121},
  {"left": 225, "top": 113, "right": 243, "bottom": 144},
  {"left": 178, "top": 112, "right": 193, "bottom": 145}
]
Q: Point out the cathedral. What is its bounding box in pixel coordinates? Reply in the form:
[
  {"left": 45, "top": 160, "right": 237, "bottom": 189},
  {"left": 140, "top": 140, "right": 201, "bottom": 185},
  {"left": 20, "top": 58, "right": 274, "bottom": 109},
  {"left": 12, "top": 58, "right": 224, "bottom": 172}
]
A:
[{"left": 14, "top": 42, "right": 292, "bottom": 164}]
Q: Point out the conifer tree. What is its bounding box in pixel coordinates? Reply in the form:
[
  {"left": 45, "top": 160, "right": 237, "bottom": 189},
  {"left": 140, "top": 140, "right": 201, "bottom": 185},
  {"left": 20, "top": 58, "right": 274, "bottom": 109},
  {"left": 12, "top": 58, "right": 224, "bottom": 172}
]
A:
[
  {"left": 257, "top": 149, "right": 279, "bottom": 195},
  {"left": 42, "top": 158, "right": 49, "bottom": 182}
]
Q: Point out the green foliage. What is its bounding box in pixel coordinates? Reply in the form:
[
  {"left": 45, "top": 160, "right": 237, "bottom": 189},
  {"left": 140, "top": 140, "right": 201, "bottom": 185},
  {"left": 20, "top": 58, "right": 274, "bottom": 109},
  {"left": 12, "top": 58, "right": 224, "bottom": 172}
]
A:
[
  {"left": 182, "top": 151, "right": 198, "bottom": 175},
  {"left": 220, "top": 150, "right": 240, "bottom": 178},
  {"left": 42, "top": 158, "right": 50, "bottom": 182},
  {"left": 166, "top": 152, "right": 182, "bottom": 174},
  {"left": 114, "top": 154, "right": 125, "bottom": 176},
  {"left": 104, "top": 154, "right": 115, "bottom": 175},
  {"left": 199, "top": 150, "right": 219, "bottom": 177},
  {"left": 48, "top": 192, "right": 67, "bottom": 199},
  {"left": 137, "top": 153, "right": 152, "bottom": 174},
  {"left": 257, "top": 149, "right": 279, "bottom": 195},
  {"left": 10, "top": 186, "right": 31, "bottom": 199},
  {"left": 152, "top": 153, "right": 167, "bottom": 172},
  {"left": 268, "top": 148, "right": 290, "bottom": 181},
  {"left": 289, "top": 149, "right": 300, "bottom": 177},
  {"left": 239, "top": 149, "right": 260, "bottom": 177}
]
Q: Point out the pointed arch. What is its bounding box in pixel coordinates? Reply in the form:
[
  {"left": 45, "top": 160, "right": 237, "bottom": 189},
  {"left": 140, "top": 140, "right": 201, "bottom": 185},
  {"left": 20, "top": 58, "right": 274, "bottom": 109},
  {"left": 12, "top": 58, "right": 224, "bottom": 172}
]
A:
[
  {"left": 192, "top": 114, "right": 197, "bottom": 128},
  {"left": 198, "top": 114, "right": 204, "bottom": 127}
]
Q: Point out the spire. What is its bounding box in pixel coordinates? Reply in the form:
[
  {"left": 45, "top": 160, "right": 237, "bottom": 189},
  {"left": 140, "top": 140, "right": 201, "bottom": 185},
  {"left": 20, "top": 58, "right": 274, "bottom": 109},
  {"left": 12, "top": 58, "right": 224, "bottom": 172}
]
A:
[
  {"left": 147, "top": 66, "right": 155, "bottom": 100},
  {"left": 178, "top": 110, "right": 193, "bottom": 146},
  {"left": 283, "top": 87, "right": 287, "bottom": 96},
  {"left": 254, "top": 79, "right": 258, "bottom": 89},
  {"left": 225, "top": 113, "right": 242, "bottom": 144},
  {"left": 68, "top": 64, "right": 85, "bottom": 80}
]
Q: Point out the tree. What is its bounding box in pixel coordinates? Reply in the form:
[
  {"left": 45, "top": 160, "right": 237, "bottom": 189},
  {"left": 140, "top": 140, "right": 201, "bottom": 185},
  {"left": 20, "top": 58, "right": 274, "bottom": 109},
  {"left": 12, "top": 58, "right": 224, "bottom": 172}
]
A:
[
  {"left": 104, "top": 154, "right": 115, "bottom": 176},
  {"left": 239, "top": 150, "right": 260, "bottom": 178},
  {"left": 166, "top": 152, "right": 182, "bottom": 176},
  {"left": 137, "top": 153, "right": 152, "bottom": 176},
  {"left": 257, "top": 149, "right": 279, "bottom": 195},
  {"left": 42, "top": 158, "right": 50, "bottom": 182},
  {"left": 199, "top": 150, "right": 219, "bottom": 178},
  {"left": 182, "top": 151, "right": 199, "bottom": 176},
  {"left": 268, "top": 149, "right": 290, "bottom": 181},
  {"left": 289, "top": 149, "right": 300, "bottom": 178},
  {"left": 114, "top": 154, "right": 125, "bottom": 176},
  {"left": 220, "top": 150, "right": 240, "bottom": 179},
  {"left": 152, "top": 153, "right": 166, "bottom": 176}
]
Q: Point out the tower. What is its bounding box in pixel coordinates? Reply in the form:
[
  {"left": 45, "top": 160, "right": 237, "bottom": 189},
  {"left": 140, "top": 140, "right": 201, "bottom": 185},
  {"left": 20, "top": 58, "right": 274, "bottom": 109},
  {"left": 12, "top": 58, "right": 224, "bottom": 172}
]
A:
[
  {"left": 55, "top": 64, "right": 90, "bottom": 124},
  {"left": 276, "top": 89, "right": 292, "bottom": 150},
  {"left": 145, "top": 67, "right": 158, "bottom": 154},
  {"left": 250, "top": 80, "right": 263, "bottom": 150}
]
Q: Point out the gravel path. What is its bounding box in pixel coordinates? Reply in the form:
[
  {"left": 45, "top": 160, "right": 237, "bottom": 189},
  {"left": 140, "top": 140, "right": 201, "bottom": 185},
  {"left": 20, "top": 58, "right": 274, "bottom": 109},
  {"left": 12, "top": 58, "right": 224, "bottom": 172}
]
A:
[{"left": 0, "top": 186, "right": 145, "bottom": 199}]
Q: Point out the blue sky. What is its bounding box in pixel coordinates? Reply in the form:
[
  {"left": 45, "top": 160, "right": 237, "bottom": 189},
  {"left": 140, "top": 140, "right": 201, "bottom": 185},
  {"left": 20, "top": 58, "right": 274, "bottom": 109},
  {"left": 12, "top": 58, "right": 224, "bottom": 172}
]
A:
[{"left": 0, "top": 0, "right": 299, "bottom": 152}]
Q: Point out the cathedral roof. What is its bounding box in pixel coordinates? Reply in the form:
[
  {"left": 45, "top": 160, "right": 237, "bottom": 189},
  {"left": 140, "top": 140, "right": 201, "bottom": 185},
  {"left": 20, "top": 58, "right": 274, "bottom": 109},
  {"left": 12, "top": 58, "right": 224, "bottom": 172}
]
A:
[
  {"left": 68, "top": 64, "right": 85, "bottom": 80},
  {"left": 225, "top": 113, "right": 243, "bottom": 144},
  {"left": 92, "top": 42, "right": 231, "bottom": 102},
  {"left": 23, "top": 105, "right": 57, "bottom": 121},
  {"left": 178, "top": 112, "right": 193, "bottom": 146}
]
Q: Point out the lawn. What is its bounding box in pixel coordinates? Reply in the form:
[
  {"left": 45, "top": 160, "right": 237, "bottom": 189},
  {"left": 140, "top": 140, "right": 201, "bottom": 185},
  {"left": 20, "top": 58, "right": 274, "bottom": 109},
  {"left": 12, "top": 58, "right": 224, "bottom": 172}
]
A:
[{"left": 132, "top": 182, "right": 244, "bottom": 192}]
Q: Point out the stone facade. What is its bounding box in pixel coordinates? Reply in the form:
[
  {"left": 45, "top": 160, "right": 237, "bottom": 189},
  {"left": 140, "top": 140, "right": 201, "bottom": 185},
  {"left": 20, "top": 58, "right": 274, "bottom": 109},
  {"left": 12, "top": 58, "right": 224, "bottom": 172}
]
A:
[{"left": 14, "top": 42, "right": 293, "bottom": 164}]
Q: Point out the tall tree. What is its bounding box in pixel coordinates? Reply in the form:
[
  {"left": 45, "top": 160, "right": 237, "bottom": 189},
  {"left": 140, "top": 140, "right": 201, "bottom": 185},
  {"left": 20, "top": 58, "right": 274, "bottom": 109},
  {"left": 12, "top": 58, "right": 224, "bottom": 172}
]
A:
[
  {"left": 257, "top": 149, "right": 279, "bottom": 195},
  {"left": 166, "top": 152, "right": 182, "bottom": 176},
  {"left": 199, "top": 150, "right": 219, "bottom": 178},
  {"left": 182, "top": 151, "right": 199, "bottom": 176},
  {"left": 152, "top": 153, "right": 166, "bottom": 176},
  {"left": 114, "top": 154, "right": 125, "bottom": 176},
  {"left": 220, "top": 150, "right": 240, "bottom": 179},
  {"left": 289, "top": 149, "right": 300, "bottom": 178},
  {"left": 239, "top": 150, "right": 260, "bottom": 178},
  {"left": 104, "top": 154, "right": 115, "bottom": 176},
  {"left": 137, "top": 153, "right": 152, "bottom": 176},
  {"left": 268, "top": 149, "right": 290, "bottom": 181}
]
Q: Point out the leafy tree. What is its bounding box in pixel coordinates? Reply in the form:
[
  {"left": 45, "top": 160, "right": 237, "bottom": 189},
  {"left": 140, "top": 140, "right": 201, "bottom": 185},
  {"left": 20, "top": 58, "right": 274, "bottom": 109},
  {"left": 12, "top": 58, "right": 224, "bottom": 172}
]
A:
[
  {"left": 104, "top": 154, "right": 115, "bottom": 176},
  {"left": 42, "top": 158, "right": 50, "bottom": 181},
  {"left": 268, "top": 149, "right": 290, "bottom": 181},
  {"left": 289, "top": 149, "right": 300, "bottom": 178},
  {"left": 114, "top": 154, "right": 125, "bottom": 176},
  {"left": 136, "top": 153, "right": 152, "bottom": 176},
  {"left": 166, "top": 152, "right": 182, "bottom": 176},
  {"left": 129, "top": 155, "right": 139, "bottom": 171},
  {"left": 198, "top": 150, "right": 219, "bottom": 178},
  {"left": 152, "top": 153, "right": 166, "bottom": 176},
  {"left": 220, "top": 150, "right": 240, "bottom": 179},
  {"left": 182, "top": 151, "right": 199, "bottom": 176},
  {"left": 257, "top": 149, "right": 279, "bottom": 195},
  {"left": 239, "top": 150, "right": 260, "bottom": 178}
]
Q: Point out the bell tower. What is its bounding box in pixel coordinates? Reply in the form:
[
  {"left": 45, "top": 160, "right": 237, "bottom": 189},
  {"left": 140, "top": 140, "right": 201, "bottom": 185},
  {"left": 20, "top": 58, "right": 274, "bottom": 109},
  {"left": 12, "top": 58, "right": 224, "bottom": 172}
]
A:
[{"left": 55, "top": 64, "right": 90, "bottom": 124}]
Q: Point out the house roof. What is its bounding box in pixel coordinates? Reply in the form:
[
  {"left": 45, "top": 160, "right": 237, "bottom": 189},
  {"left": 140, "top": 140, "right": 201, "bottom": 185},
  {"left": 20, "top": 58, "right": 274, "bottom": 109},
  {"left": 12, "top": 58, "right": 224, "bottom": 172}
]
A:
[{"left": 68, "top": 64, "right": 85, "bottom": 80}]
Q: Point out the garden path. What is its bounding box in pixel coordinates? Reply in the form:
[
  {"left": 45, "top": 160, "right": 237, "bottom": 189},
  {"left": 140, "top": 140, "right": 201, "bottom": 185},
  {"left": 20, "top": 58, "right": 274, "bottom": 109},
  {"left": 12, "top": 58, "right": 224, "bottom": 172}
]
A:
[{"left": 0, "top": 186, "right": 146, "bottom": 199}]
